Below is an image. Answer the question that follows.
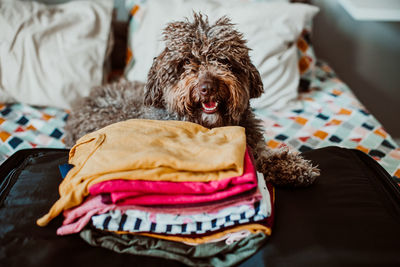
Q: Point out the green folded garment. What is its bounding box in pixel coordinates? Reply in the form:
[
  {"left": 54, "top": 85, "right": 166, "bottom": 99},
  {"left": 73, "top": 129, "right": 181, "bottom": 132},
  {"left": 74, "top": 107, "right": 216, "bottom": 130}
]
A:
[{"left": 80, "top": 227, "right": 268, "bottom": 267}]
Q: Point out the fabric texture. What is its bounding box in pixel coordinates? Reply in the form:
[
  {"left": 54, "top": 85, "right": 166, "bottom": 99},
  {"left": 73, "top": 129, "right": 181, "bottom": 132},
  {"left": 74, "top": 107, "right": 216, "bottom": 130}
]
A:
[
  {"left": 80, "top": 227, "right": 268, "bottom": 267},
  {"left": 91, "top": 201, "right": 264, "bottom": 235},
  {"left": 126, "top": 222, "right": 272, "bottom": 245},
  {"left": 181, "top": 229, "right": 252, "bottom": 246},
  {"left": 0, "top": 0, "right": 113, "bottom": 109},
  {"left": 124, "top": 0, "right": 319, "bottom": 110},
  {"left": 90, "top": 172, "right": 270, "bottom": 235},
  {"left": 297, "top": 27, "right": 317, "bottom": 81},
  {"left": 256, "top": 61, "right": 400, "bottom": 185},
  {"left": 0, "top": 103, "right": 67, "bottom": 163},
  {"left": 89, "top": 148, "right": 257, "bottom": 205},
  {"left": 57, "top": 189, "right": 262, "bottom": 236},
  {"left": 37, "top": 119, "right": 246, "bottom": 226}
]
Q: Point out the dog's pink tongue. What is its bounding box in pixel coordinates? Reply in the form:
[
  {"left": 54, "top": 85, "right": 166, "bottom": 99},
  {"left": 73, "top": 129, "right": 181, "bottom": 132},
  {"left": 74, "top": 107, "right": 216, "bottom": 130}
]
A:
[{"left": 203, "top": 102, "right": 217, "bottom": 109}]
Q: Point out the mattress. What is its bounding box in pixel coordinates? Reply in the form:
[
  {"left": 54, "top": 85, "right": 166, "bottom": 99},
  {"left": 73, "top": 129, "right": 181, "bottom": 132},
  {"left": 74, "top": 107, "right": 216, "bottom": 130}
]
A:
[{"left": 0, "top": 62, "right": 399, "bottom": 186}]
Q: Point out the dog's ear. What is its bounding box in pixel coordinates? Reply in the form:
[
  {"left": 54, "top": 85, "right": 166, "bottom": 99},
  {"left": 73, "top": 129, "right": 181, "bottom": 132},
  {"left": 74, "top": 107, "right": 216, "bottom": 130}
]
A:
[
  {"left": 144, "top": 52, "right": 166, "bottom": 108},
  {"left": 248, "top": 62, "right": 264, "bottom": 99}
]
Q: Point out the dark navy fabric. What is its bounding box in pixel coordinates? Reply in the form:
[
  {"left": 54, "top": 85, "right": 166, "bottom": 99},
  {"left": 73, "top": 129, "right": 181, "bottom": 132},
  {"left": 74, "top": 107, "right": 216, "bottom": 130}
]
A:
[{"left": 58, "top": 163, "right": 74, "bottom": 179}]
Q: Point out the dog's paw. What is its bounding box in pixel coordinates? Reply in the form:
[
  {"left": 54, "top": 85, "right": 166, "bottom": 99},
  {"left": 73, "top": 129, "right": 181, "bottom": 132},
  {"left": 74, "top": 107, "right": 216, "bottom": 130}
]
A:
[{"left": 257, "top": 149, "right": 320, "bottom": 187}]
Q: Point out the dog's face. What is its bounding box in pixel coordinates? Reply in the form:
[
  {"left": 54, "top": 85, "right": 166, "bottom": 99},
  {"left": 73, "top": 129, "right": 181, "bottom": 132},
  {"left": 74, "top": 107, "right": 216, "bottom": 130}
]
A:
[{"left": 144, "top": 13, "right": 264, "bottom": 128}]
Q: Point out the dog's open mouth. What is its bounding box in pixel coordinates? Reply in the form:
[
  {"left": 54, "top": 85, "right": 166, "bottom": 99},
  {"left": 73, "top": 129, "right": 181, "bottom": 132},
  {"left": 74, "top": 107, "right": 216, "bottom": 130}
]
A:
[{"left": 201, "top": 101, "right": 219, "bottom": 114}]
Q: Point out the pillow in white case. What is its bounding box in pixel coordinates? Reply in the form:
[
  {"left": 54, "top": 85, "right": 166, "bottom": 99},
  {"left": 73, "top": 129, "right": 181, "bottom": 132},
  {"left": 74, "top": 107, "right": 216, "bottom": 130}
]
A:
[
  {"left": 0, "top": 0, "right": 113, "bottom": 109},
  {"left": 124, "top": 0, "right": 319, "bottom": 110}
]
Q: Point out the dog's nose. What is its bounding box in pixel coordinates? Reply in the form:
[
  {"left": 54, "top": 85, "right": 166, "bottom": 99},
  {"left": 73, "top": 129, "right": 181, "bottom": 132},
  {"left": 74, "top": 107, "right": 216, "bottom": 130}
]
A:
[{"left": 199, "top": 82, "right": 212, "bottom": 96}]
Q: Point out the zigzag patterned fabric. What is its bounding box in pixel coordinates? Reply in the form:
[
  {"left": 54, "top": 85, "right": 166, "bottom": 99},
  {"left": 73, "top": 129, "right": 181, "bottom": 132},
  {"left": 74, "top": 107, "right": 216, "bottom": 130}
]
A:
[
  {"left": 254, "top": 61, "right": 400, "bottom": 185},
  {"left": 0, "top": 104, "right": 67, "bottom": 163},
  {"left": 92, "top": 204, "right": 263, "bottom": 235},
  {"left": 0, "top": 62, "right": 399, "bottom": 186}
]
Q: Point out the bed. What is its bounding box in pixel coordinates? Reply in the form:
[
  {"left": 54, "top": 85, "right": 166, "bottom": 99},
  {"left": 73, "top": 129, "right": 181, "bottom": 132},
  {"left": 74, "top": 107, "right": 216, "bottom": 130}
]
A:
[
  {"left": 0, "top": 0, "right": 399, "bottom": 266},
  {"left": 1, "top": 0, "right": 399, "bottom": 186}
]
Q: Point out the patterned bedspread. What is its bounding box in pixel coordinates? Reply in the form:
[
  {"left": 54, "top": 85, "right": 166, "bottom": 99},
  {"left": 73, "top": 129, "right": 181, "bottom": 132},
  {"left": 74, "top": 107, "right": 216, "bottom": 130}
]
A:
[
  {"left": 0, "top": 62, "right": 399, "bottom": 186},
  {"left": 0, "top": 104, "right": 67, "bottom": 163},
  {"left": 256, "top": 61, "right": 400, "bottom": 185}
]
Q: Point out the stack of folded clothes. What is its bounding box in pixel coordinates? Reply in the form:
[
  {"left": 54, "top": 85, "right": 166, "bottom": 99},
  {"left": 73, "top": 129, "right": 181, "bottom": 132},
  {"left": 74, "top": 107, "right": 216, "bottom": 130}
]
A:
[{"left": 37, "top": 119, "right": 274, "bottom": 267}]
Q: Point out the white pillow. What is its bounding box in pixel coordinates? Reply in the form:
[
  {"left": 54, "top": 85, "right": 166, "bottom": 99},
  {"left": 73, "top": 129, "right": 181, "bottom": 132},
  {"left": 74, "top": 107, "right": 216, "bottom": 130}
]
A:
[
  {"left": 0, "top": 0, "right": 113, "bottom": 109},
  {"left": 125, "top": 0, "right": 319, "bottom": 110}
]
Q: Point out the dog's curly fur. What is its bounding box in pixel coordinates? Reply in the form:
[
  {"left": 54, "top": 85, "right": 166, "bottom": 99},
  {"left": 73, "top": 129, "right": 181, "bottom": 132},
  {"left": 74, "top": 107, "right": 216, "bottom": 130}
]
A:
[{"left": 65, "top": 13, "right": 319, "bottom": 187}]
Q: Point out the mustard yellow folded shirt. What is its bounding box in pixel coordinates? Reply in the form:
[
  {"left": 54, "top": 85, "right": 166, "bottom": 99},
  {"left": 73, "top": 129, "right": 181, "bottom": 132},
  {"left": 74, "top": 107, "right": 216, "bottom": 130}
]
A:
[
  {"left": 127, "top": 223, "right": 272, "bottom": 245},
  {"left": 37, "top": 119, "right": 246, "bottom": 226}
]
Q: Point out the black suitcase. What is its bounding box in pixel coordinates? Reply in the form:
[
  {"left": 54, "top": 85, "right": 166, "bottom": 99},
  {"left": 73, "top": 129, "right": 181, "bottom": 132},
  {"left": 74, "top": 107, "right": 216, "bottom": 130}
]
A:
[{"left": 0, "top": 147, "right": 399, "bottom": 267}]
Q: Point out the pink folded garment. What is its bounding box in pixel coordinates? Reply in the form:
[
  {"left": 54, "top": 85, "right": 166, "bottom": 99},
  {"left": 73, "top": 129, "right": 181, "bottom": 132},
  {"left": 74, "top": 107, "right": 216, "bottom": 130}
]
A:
[
  {"left": 89, "top": 148, "right": 257, "bottom": 206},
  {"left": 57, "top": 189, "right": 262, "bottom": 235}
]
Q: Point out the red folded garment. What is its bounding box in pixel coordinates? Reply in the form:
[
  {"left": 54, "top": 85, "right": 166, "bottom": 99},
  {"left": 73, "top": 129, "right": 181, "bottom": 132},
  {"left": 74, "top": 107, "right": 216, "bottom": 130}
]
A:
[
  {"left": 89, "top": 149, "right": 257, "bottom": 206},
  {"left": 57, "top": 188, "right": 262, "bottom": 236}
]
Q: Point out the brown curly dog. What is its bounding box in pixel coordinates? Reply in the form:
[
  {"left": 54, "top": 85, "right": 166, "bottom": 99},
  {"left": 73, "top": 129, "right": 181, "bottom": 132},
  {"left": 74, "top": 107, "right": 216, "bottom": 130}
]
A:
[{"left": 65, "top": 13, "right": 319, "bottom": 187}]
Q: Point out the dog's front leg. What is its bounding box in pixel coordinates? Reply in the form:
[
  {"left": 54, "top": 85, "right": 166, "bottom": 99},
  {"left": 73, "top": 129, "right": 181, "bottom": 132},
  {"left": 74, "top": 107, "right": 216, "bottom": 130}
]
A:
[{"left": 252, "top": 141, "right": 320, "bottom": 187}]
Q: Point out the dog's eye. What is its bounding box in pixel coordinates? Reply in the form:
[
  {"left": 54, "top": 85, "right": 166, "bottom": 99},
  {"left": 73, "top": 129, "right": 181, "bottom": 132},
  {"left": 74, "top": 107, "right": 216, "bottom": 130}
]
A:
[
  {"left": 219, "top": 58, "right": 233, "bottom": 71},
  {"left": 225, "top": 62, "right": 234, "bottom": 71},
  {"left": 177, "top": 59, "right": 190, "bottom": 73}
]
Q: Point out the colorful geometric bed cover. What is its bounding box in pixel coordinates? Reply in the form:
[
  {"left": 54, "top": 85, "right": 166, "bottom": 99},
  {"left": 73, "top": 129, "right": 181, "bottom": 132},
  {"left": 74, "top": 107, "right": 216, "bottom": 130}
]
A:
[
  {"left": 255, "top": 61, "right": 400, "bottom": 186},
  {"left": 0, "top": 62, "right": 399, "bottom": 186}
]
